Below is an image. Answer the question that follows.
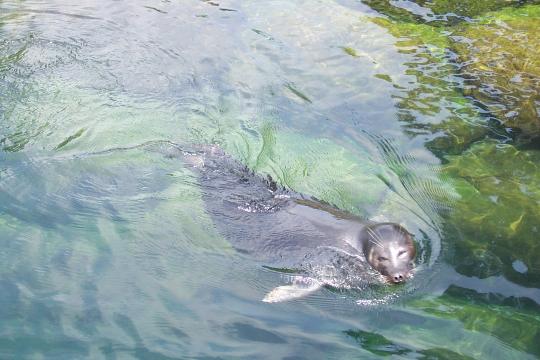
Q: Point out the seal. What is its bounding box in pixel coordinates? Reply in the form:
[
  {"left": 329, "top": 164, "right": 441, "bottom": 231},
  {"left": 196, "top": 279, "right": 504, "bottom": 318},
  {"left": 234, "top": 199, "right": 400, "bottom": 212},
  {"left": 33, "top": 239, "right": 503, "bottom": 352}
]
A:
[
  {"left": 360, "top": 222, "right": 416, "bottom": 284},
  {"left": 181, "top": 145, "right": 416, "bottom": 301},
  {"left": 270, "top": 198, "right": 416, "bottom": 284}
]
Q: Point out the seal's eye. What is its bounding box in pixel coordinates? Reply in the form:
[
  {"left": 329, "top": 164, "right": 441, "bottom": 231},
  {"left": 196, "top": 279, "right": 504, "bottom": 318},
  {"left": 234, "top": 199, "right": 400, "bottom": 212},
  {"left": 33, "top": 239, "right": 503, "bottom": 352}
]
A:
[{"left": 378, "top": 256, "right": 388, "bottom": 262}]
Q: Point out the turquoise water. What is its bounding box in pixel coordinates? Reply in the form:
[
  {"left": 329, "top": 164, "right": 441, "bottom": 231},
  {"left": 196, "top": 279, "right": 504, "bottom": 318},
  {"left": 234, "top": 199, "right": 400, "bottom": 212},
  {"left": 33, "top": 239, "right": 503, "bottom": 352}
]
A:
[{"left": 1, "top": 1, "right": 539, "bottom": 358}]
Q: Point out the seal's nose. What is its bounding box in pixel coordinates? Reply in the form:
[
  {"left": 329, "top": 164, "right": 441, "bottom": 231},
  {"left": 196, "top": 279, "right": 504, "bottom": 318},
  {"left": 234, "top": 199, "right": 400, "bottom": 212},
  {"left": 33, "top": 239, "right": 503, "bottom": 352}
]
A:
[{"left": 391, "top": 273, "right": 405, "bottom": 283}]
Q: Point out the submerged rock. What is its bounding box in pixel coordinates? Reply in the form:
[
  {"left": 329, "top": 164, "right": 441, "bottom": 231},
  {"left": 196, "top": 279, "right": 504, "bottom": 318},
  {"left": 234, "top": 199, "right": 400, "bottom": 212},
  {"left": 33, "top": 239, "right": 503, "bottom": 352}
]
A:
[
  {"left": 362, "top": 0, "right": 539, "bottom": 25},
  {"left": 362, "top": 0, "right": 424, "bottom": 23},
  {"left": 371, "top": 18, "right": 490, "bottom": 156},
  {"left": 426, "top": 117, "right": 489, "bottom": 156},
  {"left": 371, "top": 5, "right": 540, "bottom": 150},
  {"left": 410, "top": 285, "right": 540, "bottom": 357},
  {"left": 451, "top": 5, "right": 540, "bottom": 145},
  {"left": 345, "top": 328, "right": 483, "bottom": 359},
  {"left": 441, "top": 140, "right": 540, "bottom": 286},
  {"left": 414, "top": 0, "right": 540, "bottom": 19}
]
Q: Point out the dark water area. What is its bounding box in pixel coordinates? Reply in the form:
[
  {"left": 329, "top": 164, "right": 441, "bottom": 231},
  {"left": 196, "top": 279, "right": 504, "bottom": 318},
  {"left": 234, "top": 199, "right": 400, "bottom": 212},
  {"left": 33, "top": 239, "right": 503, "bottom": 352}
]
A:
[{"left": 0, "top": 0, "right": 539, "bottom": 359}]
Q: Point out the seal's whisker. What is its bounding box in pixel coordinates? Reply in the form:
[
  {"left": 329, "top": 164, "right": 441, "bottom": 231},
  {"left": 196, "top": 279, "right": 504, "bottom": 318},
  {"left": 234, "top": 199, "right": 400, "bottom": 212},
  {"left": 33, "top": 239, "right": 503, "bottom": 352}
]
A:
[
  {"left": 365, "top": 228, "right": 380, "bottom": 244},
  {"left": 366, "top": 231, "right": 384, "bottom": 248},
  {"left": 370, "top": 240, "right": 384, "bottom": 249},
  {"left": 366, "top": 228, "right": 385, "bottom": 248}
]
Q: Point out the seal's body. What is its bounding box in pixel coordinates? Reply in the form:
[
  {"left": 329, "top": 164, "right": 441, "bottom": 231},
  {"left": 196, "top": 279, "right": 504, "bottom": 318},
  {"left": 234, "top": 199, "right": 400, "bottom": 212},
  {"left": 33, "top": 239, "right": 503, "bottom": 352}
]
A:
[{"left": 182, "top": 145, "right": 416, "bottom": 300}]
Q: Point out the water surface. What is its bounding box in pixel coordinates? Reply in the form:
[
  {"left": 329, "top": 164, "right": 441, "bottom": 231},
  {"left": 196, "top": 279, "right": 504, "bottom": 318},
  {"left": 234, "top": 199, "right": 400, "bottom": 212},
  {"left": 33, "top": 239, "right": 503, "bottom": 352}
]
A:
[{"left": 1, "top": 0, "right": 539, "bottom": 359}]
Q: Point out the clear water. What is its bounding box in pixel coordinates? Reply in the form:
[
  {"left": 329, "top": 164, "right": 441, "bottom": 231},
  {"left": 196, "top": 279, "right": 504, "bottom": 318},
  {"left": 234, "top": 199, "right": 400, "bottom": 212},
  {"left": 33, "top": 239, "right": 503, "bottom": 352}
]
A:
[{"left": 1, "top": 1, "right": 539, "bottom": 359}]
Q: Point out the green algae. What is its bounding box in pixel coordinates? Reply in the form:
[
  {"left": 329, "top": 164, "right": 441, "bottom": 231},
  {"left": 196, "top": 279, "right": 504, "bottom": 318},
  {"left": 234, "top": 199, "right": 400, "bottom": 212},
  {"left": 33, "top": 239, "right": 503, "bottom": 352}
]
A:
[
  {"left": 371, "top": 17, "right": 490, "bottom": 155},
  {"left": 363, "top": 0, "right": 540, "bottom": 25},
  {"left": 371, "top": 5, "right": 540, "bottom": 147},
  {"left": 442, "top": 140, "right": 540, "bottom": 286},
  {"left": 0, "top": 40, "right": 27, "bottom": 72},
  {"left": 370, "top": 5, "right": 540, "bottom": 151},
  {"left": 425, "top": 118, "right": 488, "bottom": 156},
  {"left": 362, "top": 0, "right": 423, "bottom": 23},
  {"left": 344, "top": 329, "right": 410, "bottom": 356},
  {"left": 284, "top": 83, "right": 312, "bottom": 103},
  {"left": 374, "top": 73, "right": 392, "bottom": 82},
  {"left": 345, "top": 328, "right": 477, "bottom": 359},
  {"left": 415, "top": 0, "right": 540, "bottom": 18},
  {"left": 341, "top": 46, "right": 359, "bottom": 57},
  {"left": 409, "top": 285, "right": 540, "bottom": 356},
  {"left": 54, "top": 128, "right": 86, "bottom": 150},
  {"left": 450, "top": 5, "right": 540, "bottom": 144},
  {"left": 371, "top": 18, "right": 450, "bottom": 50}
]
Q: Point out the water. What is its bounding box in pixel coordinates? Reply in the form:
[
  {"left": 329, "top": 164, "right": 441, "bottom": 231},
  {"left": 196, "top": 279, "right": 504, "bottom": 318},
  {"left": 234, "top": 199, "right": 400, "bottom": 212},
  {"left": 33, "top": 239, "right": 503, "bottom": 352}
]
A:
[{"left": 1, "top": 0, "right": 539, "bottom": 358}]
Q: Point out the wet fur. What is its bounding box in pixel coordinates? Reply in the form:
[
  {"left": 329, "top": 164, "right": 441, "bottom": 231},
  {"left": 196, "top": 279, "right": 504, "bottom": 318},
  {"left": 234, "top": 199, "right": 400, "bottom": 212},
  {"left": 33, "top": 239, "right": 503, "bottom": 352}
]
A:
[{"left": 182, "top": 145, "right": 416, "bottom": 284}]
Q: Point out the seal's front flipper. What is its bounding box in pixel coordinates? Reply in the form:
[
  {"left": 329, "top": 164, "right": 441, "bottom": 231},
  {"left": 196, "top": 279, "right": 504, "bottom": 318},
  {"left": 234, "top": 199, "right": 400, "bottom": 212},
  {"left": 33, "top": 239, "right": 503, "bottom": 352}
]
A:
[{"left": 262, "top": 277, "right": 322, "bottom": 303}]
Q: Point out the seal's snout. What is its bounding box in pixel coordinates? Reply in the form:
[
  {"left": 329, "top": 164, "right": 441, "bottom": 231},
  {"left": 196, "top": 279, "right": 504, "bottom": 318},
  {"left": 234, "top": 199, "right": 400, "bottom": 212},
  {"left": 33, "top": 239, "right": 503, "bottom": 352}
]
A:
[{"left": 390, "top": 273, "right": 405, "bottom": 284}]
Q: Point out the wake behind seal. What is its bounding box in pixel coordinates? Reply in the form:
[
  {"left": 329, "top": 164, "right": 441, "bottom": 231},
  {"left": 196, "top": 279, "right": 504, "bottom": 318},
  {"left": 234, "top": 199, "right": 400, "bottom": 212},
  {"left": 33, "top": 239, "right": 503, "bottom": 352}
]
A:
[{"left": 181, "top": 144, "right": 417, "bottom": 302}]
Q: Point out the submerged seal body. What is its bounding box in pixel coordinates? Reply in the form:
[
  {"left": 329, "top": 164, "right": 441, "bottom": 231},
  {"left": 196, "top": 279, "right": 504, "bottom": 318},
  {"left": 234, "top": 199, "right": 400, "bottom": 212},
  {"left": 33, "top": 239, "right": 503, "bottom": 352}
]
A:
[
  {"left": 276, "top": 199, "right": 416, "bottom": 284},
  {"left": 181, "top": 145, "right": 416, "bottom": 298}
]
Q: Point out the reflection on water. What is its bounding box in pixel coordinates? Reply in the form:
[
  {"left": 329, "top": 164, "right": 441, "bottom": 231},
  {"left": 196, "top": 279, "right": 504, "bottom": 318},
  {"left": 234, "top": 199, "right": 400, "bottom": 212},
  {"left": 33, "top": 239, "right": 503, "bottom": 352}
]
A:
[{"left": 1, "top": 0, "right": 539, "bottom": 358}]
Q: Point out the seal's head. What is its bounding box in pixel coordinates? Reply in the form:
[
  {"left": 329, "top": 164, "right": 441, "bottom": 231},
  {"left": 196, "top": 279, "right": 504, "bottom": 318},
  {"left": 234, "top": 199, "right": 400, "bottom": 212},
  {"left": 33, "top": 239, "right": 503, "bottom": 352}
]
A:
[{"left": 361, "top": 223, "right": 416, "bottom": 284}]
